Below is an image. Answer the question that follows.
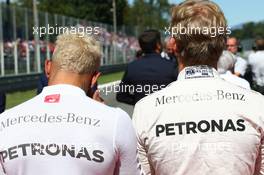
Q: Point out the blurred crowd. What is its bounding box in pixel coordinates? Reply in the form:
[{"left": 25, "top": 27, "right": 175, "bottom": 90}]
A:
[
  {"left": 99, "top": 27, "right": 139, "bottom": 50},
  {"left": 2, "top": 27, "right": 139, "bottom": 65}
]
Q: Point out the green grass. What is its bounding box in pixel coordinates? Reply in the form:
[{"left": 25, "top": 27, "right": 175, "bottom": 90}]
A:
[
  {"left": 98, "top": 71, "right": 124, "bottom": 84},
  {"left": 6, "top": 71, "right": 124, "bottom": 109},
  {"left": 6, "top": 90, "right": 36, "bottom": 109}
]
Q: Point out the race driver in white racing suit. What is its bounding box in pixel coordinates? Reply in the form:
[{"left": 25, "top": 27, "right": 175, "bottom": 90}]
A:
[
  {"left": 132, "top": 1, "right": 264, "bottom": 175},
  {"left": 0, "top": 33, "right": 141, "bottom": 175}
]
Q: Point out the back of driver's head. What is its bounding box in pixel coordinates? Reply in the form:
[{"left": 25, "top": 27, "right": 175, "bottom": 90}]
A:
[
  {"left": 52, "top": 32, "right": 101, "bottom": 74},
  {"left": 171, "top": 0, "right": 227, "bottom": 67}
]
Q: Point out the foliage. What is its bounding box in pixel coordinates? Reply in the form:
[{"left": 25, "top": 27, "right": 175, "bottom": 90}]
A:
[
  {"left": 125, "top": 0, "right": 171, "bottom": 34},
  {"left": 15, "top": 0, "right": 171, "bottom": 34},
  {"left": 232, "top": 21, "right": 264, "bottom": 39},
  {"left": 16, "top": 0, "right": 128, "bottom": 26}
]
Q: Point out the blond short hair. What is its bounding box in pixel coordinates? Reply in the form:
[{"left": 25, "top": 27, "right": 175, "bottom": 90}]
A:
[
  {"left": 171, "top": 0, "right": 227, "bottom": 66},
  {"left": 52, "top": 33, "right": 101, "bottom": 74}
]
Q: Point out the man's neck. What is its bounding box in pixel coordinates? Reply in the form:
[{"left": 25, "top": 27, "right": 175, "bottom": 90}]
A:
[{"left": 48, "top": 71, "right": 91, "bottom": 92}]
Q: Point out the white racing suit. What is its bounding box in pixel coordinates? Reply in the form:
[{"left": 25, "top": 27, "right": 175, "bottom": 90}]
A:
[
  {"left": 0, "top": 84, "right": 141, "bottom": 175},
  {"left": 133, "top": 65, "right": 264, "bottom": 175}
]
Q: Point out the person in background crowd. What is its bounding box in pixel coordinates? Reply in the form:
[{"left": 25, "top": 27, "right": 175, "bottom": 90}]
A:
[
  {"left": 37, "top": 59, "right": 49, "bottom": 94},
  {"left": 116, "top": 29, "right": 178, "bottom": 105},
  {"left": 248, "top": 38, "right": 264, "bottom": 95},
  {"left": 161, "top": 37, "right": 170, "bottom": 60},
  {"left": 161, "top": 37, "right": 178, "bottom": 64},
  {"left": 0, "top": 33, "right": 141, "bottom": 175},
  {"left": 217, "top": 51, "right": 250, "bottom": 89},
  {"left": 133, "top": 1, "right": 264, "bottom": 175},
  {"left": 227, "top": 37, "right": 247, "bottom": 77},
  {"left": 0, "top": 93, "right": 6, "bottom": 114}
]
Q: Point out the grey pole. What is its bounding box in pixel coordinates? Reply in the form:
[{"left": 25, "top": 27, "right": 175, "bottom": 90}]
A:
[
  {"left": 12, "top": 6, "right": 18, "bottom": 75},
  {"left": 0, "top": 3, "right": 4, "bottom": 76},
  {"left": 112, "top": 0, "right": 117, "bottom": 64},
  {"left": 25, "top": 8, "right": 30, "bottom": 74},
  {"left": 45, "top": 12, "right": 50, "bottom": 60},
  {"left": 33, "top": 0, "right": 41, "bottom": 73}
]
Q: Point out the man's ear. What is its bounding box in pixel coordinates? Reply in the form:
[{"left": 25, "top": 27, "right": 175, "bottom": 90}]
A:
[
  {"left": 91, "top": 71, "right": 101, "bottom": 87},
  {"left": 44, "top": 59, "right": 52, "bottom": 78}
]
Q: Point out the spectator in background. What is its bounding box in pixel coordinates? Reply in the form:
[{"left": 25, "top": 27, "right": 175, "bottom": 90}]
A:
[
  {"left": 37, "top": 59, "right": 49, "bottom": 94},
  {"left": 218, "top": 51, "right": 250, "bottom": 89},
  {"left": 161, "top": 37, "right": 178, "bottom": 65},
  {"left": 227, "top": 37, "right": 247, "bottom": 77},
  {"left": 0, "top": 93, "right": 6, "bottom": 113},
  {"left": 161, "top": 37, "right": 171, "bottom": 60},
  {"left": 116, "top": 29, "right": 178, "bottom": 105},
  {"left": 248, "top": 39, "right": 264, "bottom": 94},
  {"left": 37, "top": 73, "right": 48, "bottom": 94}
]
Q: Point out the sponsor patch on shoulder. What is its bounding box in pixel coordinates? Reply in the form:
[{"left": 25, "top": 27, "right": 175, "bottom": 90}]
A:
[{"left": 44, "top": 94, "right": 60, "bottom": 103}]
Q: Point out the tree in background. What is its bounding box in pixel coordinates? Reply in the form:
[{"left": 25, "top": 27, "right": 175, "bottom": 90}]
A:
[
  {"left": 232, "top": 21, "right": 264, "bottom": 40},
  {"left": 125, "top": 0, "right": 171, "bottom": 34},
  {"left": 16, "top": 0, "right": 128, "bottom": 26},
  {"left": 11, "top": 0, "right": 264, "bottom": 39},
  {"left": 15, "top": 0, "right": 171, "bottom": 36}
]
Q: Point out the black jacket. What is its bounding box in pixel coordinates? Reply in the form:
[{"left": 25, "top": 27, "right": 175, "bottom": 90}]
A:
[
  {"left": 0, "top": 93, "right": 6, "bottom": 113},
  {"left": 37, "top": 73, "right": 48, "bottom": 95},
  {"left": 116, "top": 53, "right": 178, "bottom": 105}
]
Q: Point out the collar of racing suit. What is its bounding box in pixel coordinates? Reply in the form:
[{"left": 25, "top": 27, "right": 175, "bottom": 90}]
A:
[
  {"left": 41, "top": 84, "right": 87, "bottom": 96},
  {"left": 178, "top": 65, "right": 220, "bottom": 80}
]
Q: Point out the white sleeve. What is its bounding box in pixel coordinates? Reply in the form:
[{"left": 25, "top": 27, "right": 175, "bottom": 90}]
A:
[
  {"left": 254, "top": 98, "right": 264, "bottom": 175},
  {"left": 248, "top": 55, "right": 253, "bottom": 65},
  {"left": 113, "top": 108, "right": 142, "bottom": 175},
  {"left": 132, "top": 103, "right": 154, "bottom": 175},
  {"left": 235, "top": 57, "right": 247, "bottom": 76}
]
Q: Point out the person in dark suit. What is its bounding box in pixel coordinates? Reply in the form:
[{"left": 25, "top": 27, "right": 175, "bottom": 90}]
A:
[
  {"left": 116, "top": 29, "right": 178, "bottom": 105},
  {"left": 0, "top": 93, "right": 6, "bottom": 113},
  {"left": 37, "top": 72, "right": 48, "bottom": 94},
  {"left": 37, "top": 59, "right": 50, "bottom": 94}
]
